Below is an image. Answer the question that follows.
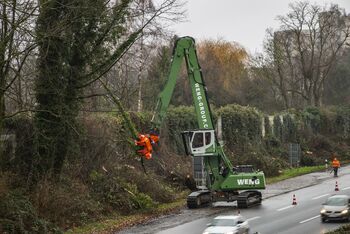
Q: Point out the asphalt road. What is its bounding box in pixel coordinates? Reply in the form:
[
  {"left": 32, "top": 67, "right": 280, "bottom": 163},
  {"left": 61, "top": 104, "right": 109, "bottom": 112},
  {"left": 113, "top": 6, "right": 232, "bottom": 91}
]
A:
[
  {"left": 118, "top": 166, "right": 350, "bottom": 234},
  {"left": 157, "top": 173, "right": 350, "bottom": 234}
]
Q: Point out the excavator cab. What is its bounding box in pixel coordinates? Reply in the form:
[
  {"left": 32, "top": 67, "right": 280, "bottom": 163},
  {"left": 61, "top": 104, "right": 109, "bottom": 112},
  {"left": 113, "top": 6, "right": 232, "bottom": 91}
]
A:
[{"left": 181, "top": 130, "right": 216, "bottom": 156}]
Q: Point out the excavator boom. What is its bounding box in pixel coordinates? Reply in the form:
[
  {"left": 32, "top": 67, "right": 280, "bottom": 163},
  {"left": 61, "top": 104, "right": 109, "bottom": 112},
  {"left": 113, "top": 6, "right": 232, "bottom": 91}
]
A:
[
  {"left": 140, "top": 36, "right": 265, "bottom": 208},
  {"left": 151, "top": 37, "right": 214, "bottom": 130}
]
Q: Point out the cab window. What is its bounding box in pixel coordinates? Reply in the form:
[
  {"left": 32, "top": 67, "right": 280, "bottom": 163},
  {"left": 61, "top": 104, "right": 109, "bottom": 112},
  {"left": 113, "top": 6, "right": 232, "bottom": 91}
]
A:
[
  {"left": 192, "top": 133, "right": 204, "bottom": 148},
  {"left": 205, "top": 132, "right": 211, "bottom": 145}
]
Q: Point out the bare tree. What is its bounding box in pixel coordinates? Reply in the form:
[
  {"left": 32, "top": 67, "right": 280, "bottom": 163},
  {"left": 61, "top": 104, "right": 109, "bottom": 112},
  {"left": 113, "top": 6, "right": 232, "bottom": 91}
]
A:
[
  {"left": 129, "top": 0, "right": 185, "bottom": 112},
  {"left": 255, "top": 2, "right": 350, "bottom": 108},
  {"left": 81, "top": 0, "right": 186, "bottom": 112},
  {"left": 0, "top": 0, "right": 37, "bottom": 121}
]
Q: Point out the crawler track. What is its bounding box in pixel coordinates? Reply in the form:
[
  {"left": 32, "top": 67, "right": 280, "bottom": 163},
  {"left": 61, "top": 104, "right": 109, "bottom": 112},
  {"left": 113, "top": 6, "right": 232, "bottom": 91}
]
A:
[{"left": 237, "top": 190, "right": 262, "bottom": 208}]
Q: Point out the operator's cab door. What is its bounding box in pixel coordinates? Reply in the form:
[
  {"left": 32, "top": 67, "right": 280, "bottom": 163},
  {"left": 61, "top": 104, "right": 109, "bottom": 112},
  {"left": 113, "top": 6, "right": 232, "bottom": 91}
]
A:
[{"left": 181, "top": 130, "right": 216, "bottom": 156}]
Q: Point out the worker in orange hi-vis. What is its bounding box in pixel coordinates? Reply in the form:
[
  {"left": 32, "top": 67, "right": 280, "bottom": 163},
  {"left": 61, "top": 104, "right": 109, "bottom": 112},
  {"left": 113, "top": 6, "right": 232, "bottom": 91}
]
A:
[
  {"left": 135, "top": 134, "right": 153, "bottom": 160},
  {"left": 149, "top": 128, "right": 160, "bottom": 145},
  {"left": 331, "top": 156, "right": 340, "bottom": 177},
  {"left": 149, "top": 133, "right": 159, "bottom": 145}
]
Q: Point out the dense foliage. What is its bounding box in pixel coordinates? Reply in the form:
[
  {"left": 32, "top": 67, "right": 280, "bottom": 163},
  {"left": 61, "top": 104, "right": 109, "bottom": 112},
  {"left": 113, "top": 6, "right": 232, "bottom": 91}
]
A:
[
  {"left": 1, "top": 104, "right": 350, "bottom": 232},
  {"left": 34, "top": 0, "right": 139, "bottom": 180}
]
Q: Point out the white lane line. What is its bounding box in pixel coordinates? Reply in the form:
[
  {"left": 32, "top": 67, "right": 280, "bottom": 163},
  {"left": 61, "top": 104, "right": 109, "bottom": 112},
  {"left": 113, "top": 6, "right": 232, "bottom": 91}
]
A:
[
  {"left": 299, "top": 215, "right": 320, "bottom": 224},
  {"left": 247, "top": 216, "right": 261, "bottom": 222},
  {"left": 312, "top": 193, "right": 329, "bottom": 200},
  {"left": 342, "top": 186, "right": 350, "bottom": 190},
  {"left": 277, "top": 205, "right": 294, "bottom": 211}
]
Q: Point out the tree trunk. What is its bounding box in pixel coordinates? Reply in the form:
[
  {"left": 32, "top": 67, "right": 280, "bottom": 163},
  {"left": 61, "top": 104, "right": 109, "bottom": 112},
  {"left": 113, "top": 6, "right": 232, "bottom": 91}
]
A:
[
  {"left": 137, "top": 76, "right": 143, "bottom": 112},
  {"left": 0, "top": 74, "right": 6, "bottom": 159},
  {"left": 136, "top": 48, "right": 144, "bottom": 112}
]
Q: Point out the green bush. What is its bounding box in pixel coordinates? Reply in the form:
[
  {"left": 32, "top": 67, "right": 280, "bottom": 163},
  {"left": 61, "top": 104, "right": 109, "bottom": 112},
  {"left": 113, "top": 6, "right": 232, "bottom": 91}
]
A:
[
  {"left": 232, "top": 149, "right": 288, "bottom": 177},
  {"left": 114, "top": 165, "right": 177, "bottom": 203},
  {"left": 282, "top": 114, "right": 298, "bottom": 143},
  {"left": 326, "top": 224, "right": 350, "bottom": 234},
  {"left": 264, "top": 115, "right": 272, "bottom": 136},
  {"left": 273, "top": 115, "right": 283, "bottom": 142},
  {"left": 264, "top": 135, "right": 281, "bottom": 149},
  {"left": 334, "top": 107, "right": 350, "bottom": 139},
  {"left": 89, "top": 168, "right": 158, "bottom": 213},
  {"left": 164, "top": 106, "right": 197, "bottom": 153},
  {"left": 0, "top": 191, "right": 61, "bottom": 233},
  {"left": 218, "top": 104, "right": 262, "bottom": 150},
  {"left": 32, "top": 178, "right": 102, "bottom": 228},
  {"left": 1, "top": 116, "right": 34, "bottom": 178},
  {"left": 302, "top": 107, "right": 321, "bottom": 133},
  {"left": 300, "top": 154, "right": 317, "bottom": 166},
  {"left": 126, "top": 183, "right": 155, "bottom": 210}
]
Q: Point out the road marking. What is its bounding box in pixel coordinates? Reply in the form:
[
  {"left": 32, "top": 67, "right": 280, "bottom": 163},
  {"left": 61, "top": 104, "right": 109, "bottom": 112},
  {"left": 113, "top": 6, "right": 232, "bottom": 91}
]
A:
[
  {"left": 342, "top": 186, "right": 350, "bottom": 190},
  {"left": 247, "top": 216, "right": 261, "bottom": 222},
  {"left": 277, "top": 205, "right": 294, "bottom": 211},
  {"left": 299, "top": 215, "right": 320, "bottom": 224},
  {"left": 312, "top": 193, "right": 329, "bottom": 200}
]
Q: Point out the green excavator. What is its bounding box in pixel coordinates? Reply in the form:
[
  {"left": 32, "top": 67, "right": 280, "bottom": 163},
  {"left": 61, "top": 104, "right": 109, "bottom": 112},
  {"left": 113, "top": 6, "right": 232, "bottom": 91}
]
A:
[{"left": 136, "top": 36, "right": 265, "bottom": 209}]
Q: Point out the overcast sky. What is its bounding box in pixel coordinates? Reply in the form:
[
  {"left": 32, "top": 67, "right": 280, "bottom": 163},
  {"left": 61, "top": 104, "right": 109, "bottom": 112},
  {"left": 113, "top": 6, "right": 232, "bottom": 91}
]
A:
[{"left": 169, "top": 0, "right": 350, "bottom": 53}]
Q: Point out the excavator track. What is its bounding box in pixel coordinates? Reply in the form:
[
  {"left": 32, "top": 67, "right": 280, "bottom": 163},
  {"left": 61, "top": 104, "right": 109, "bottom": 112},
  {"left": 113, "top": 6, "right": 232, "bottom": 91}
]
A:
[
  {"left": 237, "top": 190, "right": 262, "bottom": 208},
  {"left": 187, "top": 190, "right": 211, "bottom": 209}
]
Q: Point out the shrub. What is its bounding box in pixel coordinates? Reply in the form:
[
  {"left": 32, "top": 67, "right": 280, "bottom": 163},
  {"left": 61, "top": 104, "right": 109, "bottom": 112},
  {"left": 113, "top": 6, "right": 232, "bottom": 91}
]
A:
[
  {"left": 273, "top": 115, "right": 283, "bottom": 142},
  {"left": 232, "top": 149, "right": 288, "bottom": 177},
  {"left": 0, "top": 191, "right": 61, "bottom": 233},
  {"left": 326, "top": 224, "right": 350, "bottom": 234},
  {"left": 334, "top": 107, "right": 350, "bottom": 139},
  {"left": 2, "top": 116, "right": 34, "bottom": 178},
  {"left": 282, "top": 114, "right": 298, "bottom": 143},
  {"left": 164, "top": 106, "right": 197, "bottom": 154},
  {"left": 218, "top": 104, "right": 263, "bottom": 151},
  {"left": 31, "top": 178, "right": 102, "bottom": 228},
  {"left": 302, "top": 107, "right": 321, "bottom": 133},
  {"left": 264, "top": 135, "right": 281, "bottom": 149},
  {"left": 111, "top": 165, "right": 178, "bottom": 203},
  {"left": 125, "top": 183, "right": 155, "bottom": 210},
  {"left": 300, "top": 153, "right": 317, "bottom": 166},
  {"left": 264, "top": 115, "right": 272, "bottom": 136},
  {"left": 89, "top": 168, "right": 158, "bottom": 213}
]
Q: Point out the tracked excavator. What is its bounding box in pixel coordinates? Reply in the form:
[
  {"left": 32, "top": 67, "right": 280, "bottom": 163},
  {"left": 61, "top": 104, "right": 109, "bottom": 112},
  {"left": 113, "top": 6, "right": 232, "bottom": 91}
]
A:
[{"left": 135, "top": 36, "right": 266, "bottom": 209}]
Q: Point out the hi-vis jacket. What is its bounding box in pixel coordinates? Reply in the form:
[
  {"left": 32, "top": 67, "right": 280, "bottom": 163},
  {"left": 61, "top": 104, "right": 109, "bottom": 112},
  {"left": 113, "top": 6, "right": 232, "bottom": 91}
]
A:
[{"left": 332, "top": 159, "right": 340, "bottom": 168}]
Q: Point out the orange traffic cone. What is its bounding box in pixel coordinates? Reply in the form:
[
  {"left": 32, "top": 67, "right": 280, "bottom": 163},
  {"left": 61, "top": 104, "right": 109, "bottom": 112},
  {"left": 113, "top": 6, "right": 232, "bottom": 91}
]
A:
[
  {"left": 292, "top": 194, "right": 297, "bottom": 205},
  {"left": 335, "top": 181, "right": 339, "bottom": 191}
]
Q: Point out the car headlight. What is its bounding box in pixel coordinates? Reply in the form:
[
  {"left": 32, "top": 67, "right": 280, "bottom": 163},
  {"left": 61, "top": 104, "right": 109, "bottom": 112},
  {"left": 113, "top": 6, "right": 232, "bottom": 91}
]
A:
[
  {"left": 320, "top": 209, "right": 326, "bottom": 214},
  {"left": 341, "top": 209, "right": 348, "bottom": 214}
]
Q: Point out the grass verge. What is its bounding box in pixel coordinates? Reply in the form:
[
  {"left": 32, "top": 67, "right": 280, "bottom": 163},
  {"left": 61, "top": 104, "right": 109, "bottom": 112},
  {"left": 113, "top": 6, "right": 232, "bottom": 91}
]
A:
[
  {"left": 65, "top": 199, "right": 186, "bottom": 234},
  {"left": 266, "top": 165, "right": 326, "bottom": 184},
  {"left": 326, "top": 224, "right": 350, "bottom": 234}
]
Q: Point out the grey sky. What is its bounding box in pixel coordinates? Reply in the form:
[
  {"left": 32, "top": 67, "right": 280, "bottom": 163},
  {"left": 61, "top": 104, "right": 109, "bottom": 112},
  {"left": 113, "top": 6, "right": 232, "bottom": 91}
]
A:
[{"left": 169, "top": 0, "right": 350, "bottom": 53}]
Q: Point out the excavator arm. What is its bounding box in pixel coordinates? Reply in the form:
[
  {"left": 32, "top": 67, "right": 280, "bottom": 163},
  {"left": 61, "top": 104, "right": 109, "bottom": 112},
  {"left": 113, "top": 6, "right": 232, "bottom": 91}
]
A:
[
  {"left": 151, "top": 37, "right": 213, "bottom": 130},
  {"left": 136, "top": 36, "right": 265, "bottom": 209},
  {"left": 138, "top": 37, "right": 232, "bottom": 168},
  {"left": 137, "top": 36, "right": 215, "bottom": 160}
]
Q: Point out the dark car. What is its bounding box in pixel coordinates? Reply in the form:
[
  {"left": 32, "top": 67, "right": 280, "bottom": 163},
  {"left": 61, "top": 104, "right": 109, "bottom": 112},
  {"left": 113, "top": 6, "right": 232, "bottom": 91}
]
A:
[{"left": 320, "top": 195, "right": 350, "bottom": 222}]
